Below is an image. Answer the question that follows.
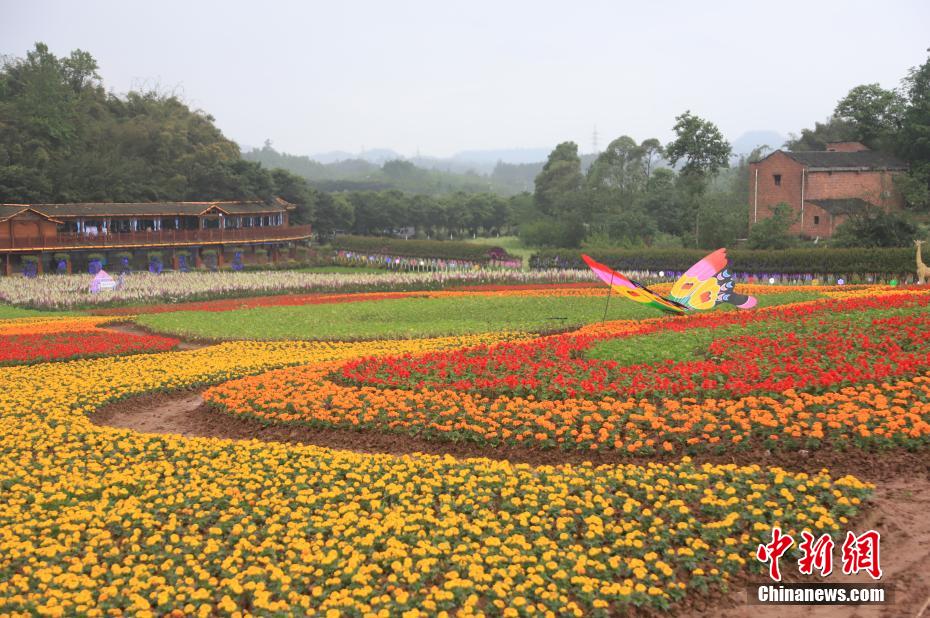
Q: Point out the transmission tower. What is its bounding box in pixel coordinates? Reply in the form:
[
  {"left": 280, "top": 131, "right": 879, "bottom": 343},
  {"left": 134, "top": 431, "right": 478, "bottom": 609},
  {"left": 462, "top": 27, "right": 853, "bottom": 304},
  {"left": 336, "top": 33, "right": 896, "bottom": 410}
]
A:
[{"left": 591, "top": 125, "right": 600, "bottom": 154}]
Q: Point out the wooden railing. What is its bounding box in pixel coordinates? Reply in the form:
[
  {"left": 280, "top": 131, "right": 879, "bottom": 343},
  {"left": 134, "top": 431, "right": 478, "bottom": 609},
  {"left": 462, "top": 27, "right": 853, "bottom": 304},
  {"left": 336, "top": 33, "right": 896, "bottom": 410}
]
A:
[{"left": 0, "top": 225, "right": 313, "bottom": 251}]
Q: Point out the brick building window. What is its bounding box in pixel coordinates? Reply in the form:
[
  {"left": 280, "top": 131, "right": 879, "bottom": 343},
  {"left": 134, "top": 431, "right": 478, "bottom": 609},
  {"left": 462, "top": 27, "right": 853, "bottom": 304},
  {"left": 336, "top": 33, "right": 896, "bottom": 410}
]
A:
[
  {"left": 813, "top": 215, "right": 820, "bottom": 225},
  {"left": 773, "top": 174, "right": 782, "bottom": 186}
]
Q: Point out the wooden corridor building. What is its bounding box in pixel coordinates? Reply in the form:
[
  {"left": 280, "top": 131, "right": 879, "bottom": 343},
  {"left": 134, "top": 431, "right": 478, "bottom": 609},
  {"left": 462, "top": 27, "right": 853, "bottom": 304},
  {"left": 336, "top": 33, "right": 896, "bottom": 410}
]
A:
[{"left": 0, "top": 198, "right": 312, "bottom": 274}]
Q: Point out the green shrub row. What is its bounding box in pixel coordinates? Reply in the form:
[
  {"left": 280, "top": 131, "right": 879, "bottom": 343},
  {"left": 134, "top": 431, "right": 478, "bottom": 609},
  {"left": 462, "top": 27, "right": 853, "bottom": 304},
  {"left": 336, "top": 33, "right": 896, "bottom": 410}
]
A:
[
  {"left": 331, "top": 235, "right": 511, "bottom": 262},
  {"left": 530, "top": 247, "right": 917, "bottom": 275}
]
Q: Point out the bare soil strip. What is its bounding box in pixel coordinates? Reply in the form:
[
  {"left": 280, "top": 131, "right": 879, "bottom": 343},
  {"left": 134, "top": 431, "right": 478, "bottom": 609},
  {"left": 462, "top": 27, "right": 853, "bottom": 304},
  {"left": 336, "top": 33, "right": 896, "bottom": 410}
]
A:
[{"left": 90, "top": 390, "right": 930, "bottom": 618}]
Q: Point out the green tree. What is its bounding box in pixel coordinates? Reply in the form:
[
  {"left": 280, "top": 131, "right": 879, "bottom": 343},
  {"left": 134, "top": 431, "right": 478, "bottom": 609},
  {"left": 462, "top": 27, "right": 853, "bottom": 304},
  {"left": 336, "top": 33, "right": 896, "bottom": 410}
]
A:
[
  {"left": 896, "top": 52, "right": 930, "bottom": 211},
  {"left": 696, "top": 192, "right": 746, "bottom": 249},
  {"left": 271, "top": 169, "right": 317, "bottom": 224},
  {"left": 895, "top": 169, "right": 930, "bottom": 211},
  {"left": 584, "top": 136, "right": 648, "bottom": 223},
  {"left": 639, "top": 168, "right": 687, "bottom": 238},
  {"left": 534, "top": 141, "right": 583, "bottom": 217},
  {"left": 312, "top": 192, "right": 354, "bottom": 238},
  {"left": 899, "top": 53, "right": 930, "bottom": 161},
  {"left": 834, "top": 83, "right": 904, "bottom": 150},
  {"left": 442, "top": 192, "right": 471, "bottom": 238},
  {"left": 665, "top": 111, "right": 731, "bottom": 179},
  {"left": 747, "top": 203, "right": 797, "bottom": 249},
  {"left": 784, "top": 117, "right": 859, "bottom": 151},
  {"left": 830, "top": 210, "right": 917, "bottom": 247},
  {"left": 665, "top": 111, "right": 731, "bottom": 244},
  {"left": 0, "top": 43, "right": 276, "bottom": 203},
  {"left": 640, "top": 138, "right": 664, "bottom": 181},
  {"left": 519, "top": 215, "right": 585, "bottom": 248},
  {"left": 605, "top": 206, "right": 658, "bottom": 247}
]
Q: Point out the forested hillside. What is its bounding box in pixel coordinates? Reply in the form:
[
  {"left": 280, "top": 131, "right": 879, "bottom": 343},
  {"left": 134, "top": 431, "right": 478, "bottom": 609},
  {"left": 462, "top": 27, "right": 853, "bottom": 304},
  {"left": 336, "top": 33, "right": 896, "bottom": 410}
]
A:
[
  {"left": 0, "top": 44, "right": 309, "bottom": 208},
  {"left": 2, "top": 42, "right": 927, "bottom": 250}
]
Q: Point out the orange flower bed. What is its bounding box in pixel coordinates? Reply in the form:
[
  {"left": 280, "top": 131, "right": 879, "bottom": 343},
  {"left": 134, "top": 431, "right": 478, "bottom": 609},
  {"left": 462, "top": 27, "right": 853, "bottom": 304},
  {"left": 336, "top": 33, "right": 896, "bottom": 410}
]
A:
[
  {"left": 204, "top": 363, "right": 930, "bottom": 454},
  {"left": 204, "top": 289, "right": 930, "bottom": 454},
  {"left": 0, "top": 316, "right": 115, "bottom": 335}
]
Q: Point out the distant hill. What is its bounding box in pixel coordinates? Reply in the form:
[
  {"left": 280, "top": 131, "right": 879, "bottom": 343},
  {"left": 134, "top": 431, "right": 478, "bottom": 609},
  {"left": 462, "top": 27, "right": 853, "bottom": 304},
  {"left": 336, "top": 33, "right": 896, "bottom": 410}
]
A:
[
  {"left": 301, "top": 146, "right": 558, "bottom": 176},
  {"left": 730, "top": 130, "right": 786, "bottom": 156},
  {"left": 243, "top": 145, "right": 516, "bottom": 196},
  {"left": 309, "top": 148, "right": 404, "bottom": 165},
  {"left": 451, "top": 147, "right": 554, "bottom": 165},
  {"left": 244, "top": 144, "right": 600, "bottom": 196}
]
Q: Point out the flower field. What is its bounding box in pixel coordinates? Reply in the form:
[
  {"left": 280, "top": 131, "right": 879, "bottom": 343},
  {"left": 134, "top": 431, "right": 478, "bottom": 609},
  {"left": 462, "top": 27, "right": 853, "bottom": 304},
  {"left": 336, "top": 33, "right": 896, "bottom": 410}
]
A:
[
  {"left": 103, "top": 282, "right": 833, "bottom": 317},
  {"left": 0, "top": 269, "right": 593, "bottom": 309},
  {"left": 204, "top": 290, "right": 930, "bottom": 454},
  {"left": 0, "top": 317, "right": 179, "bottom": 365},
  {"left": 133, "top": 285, "right": 828, "bottom": 342},
  {"left": 1, "top": 283, "right": 926, "bottom": 615}
]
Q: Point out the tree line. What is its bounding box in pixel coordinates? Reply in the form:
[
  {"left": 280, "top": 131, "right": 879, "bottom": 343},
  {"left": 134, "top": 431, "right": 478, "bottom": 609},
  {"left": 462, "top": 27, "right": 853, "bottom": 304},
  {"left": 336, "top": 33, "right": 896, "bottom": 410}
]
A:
[
  {"left": 243, "top": 142, "right": 522, "bottom": 196},
  {"left": 522, "top": 50, "right": 930, "bottom": 250},
  {"left": 752, "top": 53, "right": 930, "bottom": 249},
  {"left": 520, "top": 112, "right": 749, "bottom": 250},
  {"left": 0, "top": 43, "right": 517, "bottom": 240},
  {"left": 0, "top": 43, "right": 292, "bottom": 204},
  {"left": 2, "top": 43, "right": 927, "bottom": 250}
]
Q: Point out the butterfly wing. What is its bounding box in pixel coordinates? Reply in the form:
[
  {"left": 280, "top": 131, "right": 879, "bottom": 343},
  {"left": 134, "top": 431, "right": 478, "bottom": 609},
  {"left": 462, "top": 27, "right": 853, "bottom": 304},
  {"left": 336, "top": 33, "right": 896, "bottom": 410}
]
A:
[
  {"left": 669, "top": 248, "right": 757, "bottom": 311},
  {"left": 582, "top": 254, "right": 687, "bottom": 315}
]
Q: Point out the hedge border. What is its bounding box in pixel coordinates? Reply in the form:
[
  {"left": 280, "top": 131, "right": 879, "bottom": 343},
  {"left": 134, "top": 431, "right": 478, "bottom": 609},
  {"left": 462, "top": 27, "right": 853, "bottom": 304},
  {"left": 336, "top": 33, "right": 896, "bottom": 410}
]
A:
[
  {"left": 331, "top": 235, "right": 513, "bottom": 262},
  {"left": 530, "top": 247, "right": 916, "bottom": 276}
]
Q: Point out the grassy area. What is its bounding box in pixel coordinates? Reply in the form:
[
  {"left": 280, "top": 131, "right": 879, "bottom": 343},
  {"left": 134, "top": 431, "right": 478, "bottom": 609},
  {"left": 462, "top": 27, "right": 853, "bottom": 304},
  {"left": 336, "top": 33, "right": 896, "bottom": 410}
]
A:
[
  {"left": 466, "top": 236, "right": 535, "bottom": 268},
  {"left": 136, "top": 290, "right": 825, "bottom": 341},
  {"left": 587, "top": 292, "right": 913, "bottom": 366},
  {"left": 0, "top": 305, "right": 76, "bottom": 319}
]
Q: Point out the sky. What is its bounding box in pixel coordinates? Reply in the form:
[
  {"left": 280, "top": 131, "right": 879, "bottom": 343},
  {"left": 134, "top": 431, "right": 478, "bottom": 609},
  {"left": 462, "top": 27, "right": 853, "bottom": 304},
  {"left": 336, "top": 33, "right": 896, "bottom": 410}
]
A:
[{"left": 2, "top": 0, "right": 929, "bottom": 159}]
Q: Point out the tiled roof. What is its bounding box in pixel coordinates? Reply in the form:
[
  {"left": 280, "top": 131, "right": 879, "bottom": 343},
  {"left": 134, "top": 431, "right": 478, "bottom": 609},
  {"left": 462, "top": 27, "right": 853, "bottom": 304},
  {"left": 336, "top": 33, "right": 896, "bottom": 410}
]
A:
[
  {"left": 0, "top": 206, "right": 63, "bottom": 223},
  {"left": 783, "top": 150, "right": 908, "bottom": 171},
  {"left": 0, "top": 200, "right": 290, "bottom": 219},
  {"left": 808, "top": 198, "right": 872, "bottom": 216}
]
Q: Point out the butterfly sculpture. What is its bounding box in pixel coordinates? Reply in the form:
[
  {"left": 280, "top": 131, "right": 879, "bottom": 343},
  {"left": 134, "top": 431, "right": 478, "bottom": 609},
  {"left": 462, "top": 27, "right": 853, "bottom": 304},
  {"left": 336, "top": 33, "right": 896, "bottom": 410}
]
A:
[{"left": 582, "top": 248, "right": 757, "bottom": 315}]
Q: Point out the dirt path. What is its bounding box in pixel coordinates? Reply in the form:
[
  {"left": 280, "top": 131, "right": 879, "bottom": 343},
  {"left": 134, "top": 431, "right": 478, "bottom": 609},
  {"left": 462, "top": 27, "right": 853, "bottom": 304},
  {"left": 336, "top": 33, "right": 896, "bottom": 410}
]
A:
[{"left": 90, "top": 391, "right": 930, "bottom": 617}]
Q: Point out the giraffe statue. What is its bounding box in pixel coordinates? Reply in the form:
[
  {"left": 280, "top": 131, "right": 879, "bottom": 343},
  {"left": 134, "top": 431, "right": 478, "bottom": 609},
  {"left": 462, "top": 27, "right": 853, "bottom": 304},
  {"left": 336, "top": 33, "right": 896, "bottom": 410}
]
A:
[{"left": 916, "top": 240, "right": 930, "bottom": 285}]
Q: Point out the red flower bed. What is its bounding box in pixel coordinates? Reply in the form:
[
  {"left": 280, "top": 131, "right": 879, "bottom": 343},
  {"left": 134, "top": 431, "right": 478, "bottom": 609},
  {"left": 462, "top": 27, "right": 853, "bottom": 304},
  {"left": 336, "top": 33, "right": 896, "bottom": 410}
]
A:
[
  {"left": 93, "top": 292, "right": 424, "bottom": 316},
  {"left": 92, "top": 283, "right": 601, "bottom": 316},
  {"left": 444, "top": 282, "right": 599, "bottom": 292},
  {"left": 0, "top": 330, "right": 179, "bottom": 365},
  {"left": 338, "top": 292, "right": 930, "bottom": 401}
]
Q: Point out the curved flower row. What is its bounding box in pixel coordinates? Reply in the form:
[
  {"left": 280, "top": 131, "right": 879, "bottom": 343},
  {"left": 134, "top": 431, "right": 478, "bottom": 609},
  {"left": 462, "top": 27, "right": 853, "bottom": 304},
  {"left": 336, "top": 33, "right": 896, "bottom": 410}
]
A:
[
  {"left": 0, "top": 317, "right": 179, "bottom": 365},
  {"left": 0, "top": 330, "right": 179, "bottom": 366},
  {"left": 205, "top": 361, "right": 930, "bottom": 454},
  {"left": 85, "top": 281, "right": 838, "bottom": 316},
  {"left": 337, "top": 291, "right": 930, "bottom": 401},
  {"left": 0, "top": 316, "right": 116, "bottom": 335},
  {"left": 0, "top": 326, "right": 873, "bottom": 615},
  {"left": 203, "top": 289, "right": 930, "bottom": 454}
]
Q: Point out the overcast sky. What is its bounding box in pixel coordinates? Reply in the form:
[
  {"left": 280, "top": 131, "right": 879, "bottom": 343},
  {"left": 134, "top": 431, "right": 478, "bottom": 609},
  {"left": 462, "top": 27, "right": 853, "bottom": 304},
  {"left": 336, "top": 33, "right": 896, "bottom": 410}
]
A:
[{"left": 3, "top": 0, "right": 929, "bottom": 158}]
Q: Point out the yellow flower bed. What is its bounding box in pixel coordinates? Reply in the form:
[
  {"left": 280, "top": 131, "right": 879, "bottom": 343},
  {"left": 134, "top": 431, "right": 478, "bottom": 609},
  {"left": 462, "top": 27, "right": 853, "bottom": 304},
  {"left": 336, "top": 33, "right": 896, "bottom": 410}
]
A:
[{"left": 0, "top": 324, "right": 874, "bottom": 616}]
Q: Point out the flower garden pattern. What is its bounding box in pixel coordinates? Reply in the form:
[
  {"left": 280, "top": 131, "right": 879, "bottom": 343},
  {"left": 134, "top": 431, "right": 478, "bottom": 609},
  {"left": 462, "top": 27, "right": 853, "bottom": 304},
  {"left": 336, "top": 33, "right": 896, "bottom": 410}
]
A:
[
  {"left": 0, "top": 286, "right": 915, "bottom": 616},
  {"left": 206, "top": 290, "right": 930, "bottom": 455},
  {"left": 0, "top": 317, "right": 179, "bottom": 365}
]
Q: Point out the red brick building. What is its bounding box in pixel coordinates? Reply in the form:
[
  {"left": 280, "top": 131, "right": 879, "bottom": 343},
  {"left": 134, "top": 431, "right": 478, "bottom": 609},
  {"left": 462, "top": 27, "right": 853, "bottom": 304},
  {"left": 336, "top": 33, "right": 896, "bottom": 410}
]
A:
[{"left": 748, "top": 142, "right": 908, "bottom": 239}]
